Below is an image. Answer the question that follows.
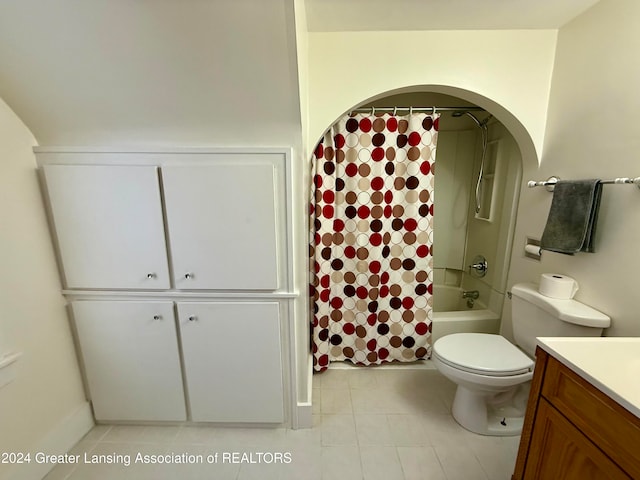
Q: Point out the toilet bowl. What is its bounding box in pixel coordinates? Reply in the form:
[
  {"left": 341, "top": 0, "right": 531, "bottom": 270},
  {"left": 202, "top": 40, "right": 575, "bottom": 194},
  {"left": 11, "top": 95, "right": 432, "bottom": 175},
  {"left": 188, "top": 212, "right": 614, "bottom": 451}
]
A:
[
  {"left": 432, "top": 283, "right": 610, "bottom": 436},
  {"left": 432, "top": 333, "right": 533, "bottom": 436}
]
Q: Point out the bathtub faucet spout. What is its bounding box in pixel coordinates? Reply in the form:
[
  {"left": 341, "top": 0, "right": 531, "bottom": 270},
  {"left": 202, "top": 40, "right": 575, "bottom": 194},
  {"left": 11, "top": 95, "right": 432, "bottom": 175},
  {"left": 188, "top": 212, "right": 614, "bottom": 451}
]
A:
[{"left": 462, "top": 290, "right": 480, "bottom": 300}]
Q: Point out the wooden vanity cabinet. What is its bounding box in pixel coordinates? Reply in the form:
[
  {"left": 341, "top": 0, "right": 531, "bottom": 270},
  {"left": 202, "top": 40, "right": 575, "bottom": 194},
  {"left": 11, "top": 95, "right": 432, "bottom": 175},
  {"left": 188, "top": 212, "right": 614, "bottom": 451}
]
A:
[{"left": 513, "top": 347, "right": 640, "bottom": 479}]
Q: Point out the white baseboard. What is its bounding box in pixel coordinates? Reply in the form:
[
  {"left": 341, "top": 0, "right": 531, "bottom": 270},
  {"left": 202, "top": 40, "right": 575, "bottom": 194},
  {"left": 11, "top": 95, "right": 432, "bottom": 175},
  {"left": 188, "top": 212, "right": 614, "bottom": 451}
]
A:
[
  {"left": 291, "top": 355, "right": 313, "bottom": 429},
  {"left": 7, "top": 402, "right": 94, "bottom": 480},
  {"left": 294, "top": 402, "right": 313, "bottom": 429}
]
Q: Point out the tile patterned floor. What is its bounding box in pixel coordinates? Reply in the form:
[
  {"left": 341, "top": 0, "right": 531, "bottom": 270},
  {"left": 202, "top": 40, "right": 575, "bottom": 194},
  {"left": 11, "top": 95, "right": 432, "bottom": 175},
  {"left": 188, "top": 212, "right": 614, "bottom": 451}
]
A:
[{"left": 43, "top": 363, "right": 520, "bottom": 480}]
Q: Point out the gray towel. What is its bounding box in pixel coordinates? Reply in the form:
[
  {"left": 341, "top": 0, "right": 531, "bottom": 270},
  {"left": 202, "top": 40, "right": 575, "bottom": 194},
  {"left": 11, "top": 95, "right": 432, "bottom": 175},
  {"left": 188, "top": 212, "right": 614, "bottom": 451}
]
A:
[{"left": 540, "top": 179, "right": 602, "bottom": 254}]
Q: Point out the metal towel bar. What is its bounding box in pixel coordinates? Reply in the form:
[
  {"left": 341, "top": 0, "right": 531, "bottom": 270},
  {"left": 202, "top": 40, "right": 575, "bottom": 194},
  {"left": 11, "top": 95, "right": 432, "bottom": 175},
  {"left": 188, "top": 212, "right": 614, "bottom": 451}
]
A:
[{"left": 527, "top": 176, "right": 640, "bottom": 191}]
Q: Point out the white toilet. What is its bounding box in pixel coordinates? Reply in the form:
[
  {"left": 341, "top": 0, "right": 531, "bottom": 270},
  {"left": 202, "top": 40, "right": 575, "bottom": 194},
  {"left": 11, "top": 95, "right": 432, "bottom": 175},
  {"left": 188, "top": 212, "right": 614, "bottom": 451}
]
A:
[{"left": 432, "top": 282, "right": 610, "bottom": 436}]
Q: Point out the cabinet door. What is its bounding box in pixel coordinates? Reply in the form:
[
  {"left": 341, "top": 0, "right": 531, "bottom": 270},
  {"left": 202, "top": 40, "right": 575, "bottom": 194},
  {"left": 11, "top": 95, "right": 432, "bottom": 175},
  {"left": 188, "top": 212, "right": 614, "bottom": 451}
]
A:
[
  {"left": 524, "top": 399, "right": 630, "bottom": 480},
  {"left": 178, "top": 301, "right": 284, "bottom": 423},
  {"left": 162, "top": 164, "right": 279, "bottom": 290},
  {"left": 72, "top": 301, "right": 186, "bottom": 421},
  {"left": 43, "top": 165, "right": 170, "bottom": 289}
]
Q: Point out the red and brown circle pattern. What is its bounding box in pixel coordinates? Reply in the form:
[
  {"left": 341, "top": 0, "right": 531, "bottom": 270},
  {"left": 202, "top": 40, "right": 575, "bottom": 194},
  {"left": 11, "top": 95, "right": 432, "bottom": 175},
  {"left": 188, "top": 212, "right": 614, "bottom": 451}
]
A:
[{"left": 310, "top": 112, "right": 438, "bottom": 371}]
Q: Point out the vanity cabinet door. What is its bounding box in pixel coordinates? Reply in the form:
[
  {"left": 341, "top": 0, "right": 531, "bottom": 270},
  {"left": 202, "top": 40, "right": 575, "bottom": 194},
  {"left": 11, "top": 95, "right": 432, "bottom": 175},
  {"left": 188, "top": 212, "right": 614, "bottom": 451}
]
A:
[
  {"left": 72, "top": 300, "right": 186, "bottom": 422},
  {"left": 523, "top": 399, "right": 629, "bottom": 480},
  {"left": 42, "top": 165, "right": 170, "bottom": 289},
  {"left": 177, "top": 301, "right": 284, "bottom": 423},
  {"left": 162, "top": 164, "right": 279, "bottom": 290}
]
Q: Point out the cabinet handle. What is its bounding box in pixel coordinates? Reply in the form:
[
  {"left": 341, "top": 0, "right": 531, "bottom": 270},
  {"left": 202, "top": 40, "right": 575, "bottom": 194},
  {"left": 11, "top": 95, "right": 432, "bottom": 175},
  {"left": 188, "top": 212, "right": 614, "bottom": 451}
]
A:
[
  {"left": 153, "top": 315, "right": 162, "bottom": 321},
  {"left": 147, "top": 273, "right": 157, "bottom": 279},
  {"left": 184, "top": 273, "right": 193, "bottom": 279},
  {"left": 188, "top": 316, "right": 197, "bottom": 322}
]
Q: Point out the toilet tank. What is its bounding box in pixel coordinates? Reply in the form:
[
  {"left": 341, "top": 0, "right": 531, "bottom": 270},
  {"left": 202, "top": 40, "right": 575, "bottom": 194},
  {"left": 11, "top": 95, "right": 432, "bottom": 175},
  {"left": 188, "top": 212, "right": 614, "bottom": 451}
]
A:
[{"left": 511, "top": 283, "right": 610, "bottom": 357}]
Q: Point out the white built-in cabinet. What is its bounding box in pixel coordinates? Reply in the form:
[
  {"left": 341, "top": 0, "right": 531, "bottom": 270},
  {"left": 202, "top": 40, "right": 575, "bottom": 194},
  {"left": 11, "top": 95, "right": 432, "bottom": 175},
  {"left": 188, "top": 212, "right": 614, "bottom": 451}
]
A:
[
  {"left": 43, "top": 161, "right": 280, "bottom": 291},
  {"left": 72, "top": 300, "right": 186, "bottom": 422},
  {"left": 162, "top": 164, "right": 279, "bottom": 290},
  {"left": 43, "top": 165, "right": 171, "bottom": 290},
  {"left": 38, "top": 149, "right": 293, "bottom": 426},
  {"left": 178, "top": 301, "right": 283, "bottom": 423}
]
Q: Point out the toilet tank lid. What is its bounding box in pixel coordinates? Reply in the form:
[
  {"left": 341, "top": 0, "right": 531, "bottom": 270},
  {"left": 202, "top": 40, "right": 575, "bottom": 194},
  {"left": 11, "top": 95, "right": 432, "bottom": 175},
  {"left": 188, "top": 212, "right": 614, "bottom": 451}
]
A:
[{"left": 511, "top": 283, "right": 611, "bottom": 329}]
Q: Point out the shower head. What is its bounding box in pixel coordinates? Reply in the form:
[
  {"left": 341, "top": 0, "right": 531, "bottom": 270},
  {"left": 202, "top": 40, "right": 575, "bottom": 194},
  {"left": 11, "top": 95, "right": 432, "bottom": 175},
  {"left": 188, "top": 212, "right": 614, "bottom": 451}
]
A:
[{"left": 451, "top": 111, "right": 465, "bottom": 117}]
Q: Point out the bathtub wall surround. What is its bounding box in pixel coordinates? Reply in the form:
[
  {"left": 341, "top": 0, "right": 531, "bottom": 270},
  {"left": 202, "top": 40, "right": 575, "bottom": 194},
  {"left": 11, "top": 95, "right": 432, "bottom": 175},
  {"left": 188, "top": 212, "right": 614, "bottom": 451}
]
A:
[
  {"left": 433, "top": 116, "right": 477, "bottom": 272},
  {"left": 459, "top": 120, "right": 522, "bottom": 316},
  {"left": 432, "top": 117, "right": 522, "bottom": 323},
  {"left": 430, "top": 141, "right": 519, "bottom": 349}
]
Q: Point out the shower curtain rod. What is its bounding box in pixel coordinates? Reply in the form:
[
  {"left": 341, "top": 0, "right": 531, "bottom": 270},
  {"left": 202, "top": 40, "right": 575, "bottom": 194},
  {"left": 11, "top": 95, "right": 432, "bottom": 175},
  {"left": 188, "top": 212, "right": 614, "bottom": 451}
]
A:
[{"left": 349, "top": 106, "right": 486, "bottom": 114}]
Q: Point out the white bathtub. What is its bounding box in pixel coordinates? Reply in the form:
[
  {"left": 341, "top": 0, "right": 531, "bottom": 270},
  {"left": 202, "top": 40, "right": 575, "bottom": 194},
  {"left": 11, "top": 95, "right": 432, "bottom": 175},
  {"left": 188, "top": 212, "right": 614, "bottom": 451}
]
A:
[{"left": 431, "top": 285, "right": 500, "bottom": 343}]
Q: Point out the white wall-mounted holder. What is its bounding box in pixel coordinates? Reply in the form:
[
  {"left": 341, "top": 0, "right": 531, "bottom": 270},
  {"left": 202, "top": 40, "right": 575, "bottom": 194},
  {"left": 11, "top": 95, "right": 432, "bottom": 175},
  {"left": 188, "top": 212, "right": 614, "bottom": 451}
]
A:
[
  {"left": 524, "top": 237, "right": 542, "bottom": 261},
  {"left": 527, "top": 176, "right": 560, "bottom": 192}
]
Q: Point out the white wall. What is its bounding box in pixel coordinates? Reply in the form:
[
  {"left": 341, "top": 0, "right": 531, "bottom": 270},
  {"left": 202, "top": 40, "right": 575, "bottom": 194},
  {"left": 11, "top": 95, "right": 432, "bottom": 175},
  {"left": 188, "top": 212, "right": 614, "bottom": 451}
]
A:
[
  {"left": 503, "top": 0, "right": 640, "bottom": 339},
  {"left": 294, "top": 0, "right": 310, "bottom": 154},
  {"left": 304, "top": 28, "right": 558, "bottom": 356},
  {"left": 0, "top": 98, "right": 89, "bottom": 479},
  {"left": 307, "top": 30, "right": 558, "bottom": 162},
  {"left": 292, "top": 0, "right": 313, "bottom": 416}
]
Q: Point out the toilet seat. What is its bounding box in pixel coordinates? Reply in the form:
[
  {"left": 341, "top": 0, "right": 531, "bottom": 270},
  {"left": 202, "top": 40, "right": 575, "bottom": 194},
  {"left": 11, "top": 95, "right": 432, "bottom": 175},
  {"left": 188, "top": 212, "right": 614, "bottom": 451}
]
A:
[{"left": 433, "top": 333, "right": 534, "bottom": 377}]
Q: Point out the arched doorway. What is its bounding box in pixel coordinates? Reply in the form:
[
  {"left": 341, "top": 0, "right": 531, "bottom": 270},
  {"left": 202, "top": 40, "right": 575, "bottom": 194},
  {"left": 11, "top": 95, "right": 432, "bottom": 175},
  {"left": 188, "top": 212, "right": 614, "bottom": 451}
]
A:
[{"left": 307, "top": 86, "right": 533, "bottom": 371}]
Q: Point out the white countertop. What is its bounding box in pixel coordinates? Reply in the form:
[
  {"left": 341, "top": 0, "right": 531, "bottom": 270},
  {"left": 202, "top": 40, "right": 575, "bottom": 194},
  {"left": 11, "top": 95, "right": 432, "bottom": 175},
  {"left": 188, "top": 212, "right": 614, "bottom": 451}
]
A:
[{"left": 537, "top": 337, "right": 640, "bottom": 419}]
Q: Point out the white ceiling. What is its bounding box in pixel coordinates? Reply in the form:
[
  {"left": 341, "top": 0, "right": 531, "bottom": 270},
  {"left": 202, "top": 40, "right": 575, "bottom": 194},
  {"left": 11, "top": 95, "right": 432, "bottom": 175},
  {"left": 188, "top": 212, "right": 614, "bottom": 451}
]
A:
[
  {"left": 305, "top": 0, "right": 601, "bottom": 31},
  {"left": 0, "top": 0, "right": 301, "bottom": 147}
]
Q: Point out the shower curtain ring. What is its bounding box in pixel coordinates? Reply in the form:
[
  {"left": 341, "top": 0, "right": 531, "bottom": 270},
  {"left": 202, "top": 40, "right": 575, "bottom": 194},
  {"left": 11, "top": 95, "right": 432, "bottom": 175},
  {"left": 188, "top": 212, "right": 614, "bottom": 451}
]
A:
[
  {"left": 409, "top": 106, "right": 413, "bottom": 115},
  {"left": 371, "top": 107, "right": 375, "bottom": 115},
  {"left": 393, "top": 107, "right": 397, "bottom": 115},
  {"left": 432, "top": 106, "right": 437, "bottom": 115}
]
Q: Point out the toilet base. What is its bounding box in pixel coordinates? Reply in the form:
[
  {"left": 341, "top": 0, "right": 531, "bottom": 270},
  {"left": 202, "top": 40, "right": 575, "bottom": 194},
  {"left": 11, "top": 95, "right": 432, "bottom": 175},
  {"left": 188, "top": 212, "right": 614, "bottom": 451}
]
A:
[{"left": 451, "top": 384, "right": 527, "bottom": 436}]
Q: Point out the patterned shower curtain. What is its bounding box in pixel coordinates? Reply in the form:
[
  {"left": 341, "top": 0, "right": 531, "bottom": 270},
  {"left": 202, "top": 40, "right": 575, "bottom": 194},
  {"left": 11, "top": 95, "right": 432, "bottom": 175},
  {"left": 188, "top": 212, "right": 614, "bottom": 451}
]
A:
[{"left": 310, "top": 111, "right": 439, "bottom": 371}]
